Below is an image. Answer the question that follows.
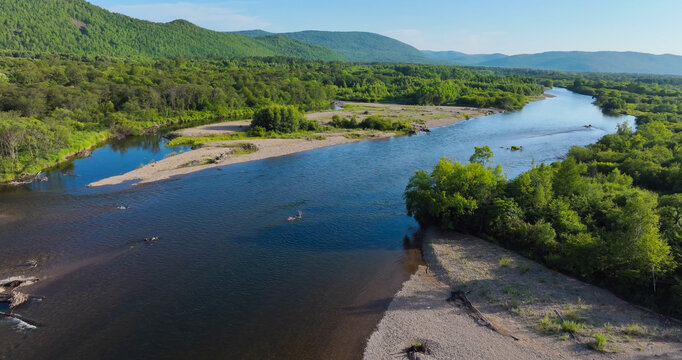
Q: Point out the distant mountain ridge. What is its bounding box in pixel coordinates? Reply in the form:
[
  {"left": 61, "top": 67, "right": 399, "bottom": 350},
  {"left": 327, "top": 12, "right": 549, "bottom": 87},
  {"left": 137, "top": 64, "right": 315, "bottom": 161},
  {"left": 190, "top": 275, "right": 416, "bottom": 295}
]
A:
[
  {"left": 421, "top": 50, "right": 507, "bottom": 65},
  {"left": 237, "top": 30, "right": 440, "bottom": 64},
  {"left": 0, "top": 0, "right": 344, "bottom": 61},
  {"left": 422, "top": 50, "right": 682, "bottom": 76},
  {"left": 1, "top": 0, "right": 680, "bottom": 75}
]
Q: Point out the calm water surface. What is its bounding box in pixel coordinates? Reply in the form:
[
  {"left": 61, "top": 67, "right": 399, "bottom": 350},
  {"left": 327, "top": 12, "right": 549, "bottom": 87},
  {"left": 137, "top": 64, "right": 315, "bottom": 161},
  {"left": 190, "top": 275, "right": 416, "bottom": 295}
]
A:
[{"left": 0, "top": 88, "right": 633, "bottom": 360}]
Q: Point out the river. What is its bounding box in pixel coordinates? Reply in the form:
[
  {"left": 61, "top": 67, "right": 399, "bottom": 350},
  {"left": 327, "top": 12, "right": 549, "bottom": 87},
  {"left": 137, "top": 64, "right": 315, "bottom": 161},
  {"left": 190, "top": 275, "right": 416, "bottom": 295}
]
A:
[{"left": 0, "top": 88, "right": 633, "bottom": 360}]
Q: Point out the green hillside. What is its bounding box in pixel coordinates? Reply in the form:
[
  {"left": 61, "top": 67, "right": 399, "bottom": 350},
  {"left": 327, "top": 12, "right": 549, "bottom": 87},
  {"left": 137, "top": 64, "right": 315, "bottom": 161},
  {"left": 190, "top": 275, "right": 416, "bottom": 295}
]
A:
[
  {"left": 0, "top": 0, "right": 343, "bottom": 61},
  {"left": 251, "top": 35, "right": 345, "bottom": 61},
  {"left": 239, "top": 30, "right": 440, "bottom": 64}
]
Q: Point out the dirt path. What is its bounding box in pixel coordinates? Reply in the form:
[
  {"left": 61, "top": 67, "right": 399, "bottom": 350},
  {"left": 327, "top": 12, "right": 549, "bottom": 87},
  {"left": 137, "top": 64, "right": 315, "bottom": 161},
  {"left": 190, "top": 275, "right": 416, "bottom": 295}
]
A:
[{"left": 364, "top": 229, "right": 682, "bottom": 359}]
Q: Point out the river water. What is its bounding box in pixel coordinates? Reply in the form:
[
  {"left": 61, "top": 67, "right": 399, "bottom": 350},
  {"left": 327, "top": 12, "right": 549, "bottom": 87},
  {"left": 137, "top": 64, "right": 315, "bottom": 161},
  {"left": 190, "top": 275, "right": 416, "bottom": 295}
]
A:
[{"left": 0, "top": 88, "right": 633, "bottom": 360}]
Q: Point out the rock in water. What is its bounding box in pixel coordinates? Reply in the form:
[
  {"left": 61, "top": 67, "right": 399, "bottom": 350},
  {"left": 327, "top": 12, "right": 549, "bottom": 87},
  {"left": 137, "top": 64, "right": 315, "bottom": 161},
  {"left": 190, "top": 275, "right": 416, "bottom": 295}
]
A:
[{"left": 9, "top": 292, "right": 28, "bottom": 309}]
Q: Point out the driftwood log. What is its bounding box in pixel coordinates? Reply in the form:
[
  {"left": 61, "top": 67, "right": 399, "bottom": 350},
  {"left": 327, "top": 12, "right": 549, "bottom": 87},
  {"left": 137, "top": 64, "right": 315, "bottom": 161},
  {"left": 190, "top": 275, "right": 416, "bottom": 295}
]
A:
[
  {"left": 448, "top": 290, "right": 519, "bottom": 341},
  {"left": 0, "top": 311, "right": 42, "bottom": 328},
  {"left": 0, "top": 276, "right": 43, "bottom": 327}
]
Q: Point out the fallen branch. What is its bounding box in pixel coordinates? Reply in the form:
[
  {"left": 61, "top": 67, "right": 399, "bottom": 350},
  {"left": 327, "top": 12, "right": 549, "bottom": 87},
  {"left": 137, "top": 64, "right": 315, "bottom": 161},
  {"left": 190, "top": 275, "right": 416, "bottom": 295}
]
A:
[{"left": 449, "top": 290, "right": 519, "bottom": 341}]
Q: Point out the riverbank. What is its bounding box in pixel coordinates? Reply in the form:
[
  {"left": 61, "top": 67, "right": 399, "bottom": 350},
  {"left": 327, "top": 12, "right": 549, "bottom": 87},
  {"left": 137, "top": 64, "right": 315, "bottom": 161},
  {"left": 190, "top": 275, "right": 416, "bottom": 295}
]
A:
[
  {"left": 88, "top": 103, "right": 501, "bottom": 187},
  {"left": 364, "top": 229, "right": 682, "bottom": 359}
]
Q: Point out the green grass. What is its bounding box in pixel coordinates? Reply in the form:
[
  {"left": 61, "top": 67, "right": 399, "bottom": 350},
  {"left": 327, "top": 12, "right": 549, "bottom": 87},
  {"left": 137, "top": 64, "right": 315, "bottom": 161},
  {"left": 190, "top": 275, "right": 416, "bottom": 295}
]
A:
[
  {"left": 589, "top": 333, "right": 608, "bottom": 352},
  {"left": 560, "top": 320, "right": 584, "bottom": 333},
  {"left": 344, "top": 133, "right": 369, "bottom": 139},
  {"left": 537, "top": 313, "right": 562, "bottom": 334},
  {"left": 166, "top": 131, "right": 326, "bottom": 147},
  {"left": 536, "top": 313, "right": 585, "bottom": 336},
  {"left": 176, "top": 143, "right": 257, "bottom": 168},
  {"left": 623, "top": 323, "right": 647, "bottom": 336},
  {"left": 499, "top": 257, "right": 514, "bottom": 267},
  {"left": 229, "top": 143, "right": 258, "bottom": 155},
  {"left": 167, "top": 134, "right": 249, "bottom": 147}
]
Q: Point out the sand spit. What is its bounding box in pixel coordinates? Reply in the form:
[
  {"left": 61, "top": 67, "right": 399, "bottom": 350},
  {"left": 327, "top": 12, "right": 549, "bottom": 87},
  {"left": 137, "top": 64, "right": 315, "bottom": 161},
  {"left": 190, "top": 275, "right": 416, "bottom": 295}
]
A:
[
  {"left": 88, "top": 132, "right": 394, "bottom": 186},
  {"left": 363, "top": 230, "right": 682, "bottom": 359},
  {"left": 89, "top": 103, "right": 500, "bottom": 187}
]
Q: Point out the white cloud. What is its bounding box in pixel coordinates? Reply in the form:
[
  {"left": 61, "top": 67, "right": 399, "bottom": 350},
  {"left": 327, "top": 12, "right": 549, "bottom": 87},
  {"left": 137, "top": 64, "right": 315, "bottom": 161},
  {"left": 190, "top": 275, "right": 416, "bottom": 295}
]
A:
[{"left": 108, "top": 2, "right": 269, "bottom": 31}]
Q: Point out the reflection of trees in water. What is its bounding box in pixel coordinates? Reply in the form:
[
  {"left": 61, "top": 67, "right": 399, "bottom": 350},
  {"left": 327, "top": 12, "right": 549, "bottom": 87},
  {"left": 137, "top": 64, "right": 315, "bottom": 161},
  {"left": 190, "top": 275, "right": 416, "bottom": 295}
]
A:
[
  {"left": 0, "top": 183, "right": 29, "bottom": 194},
  {"left": 36, "top": 172, "right": 68, "bottom": 192},
  {"left": 59, "top": 163, "right": 75, "bottom": 175},
  {"left": 402, "top": 229, "right": 425, "bottom": 250},
  {"left": 109, "top": 135, "right": 163, "bottom": 154},
  {"left": 401, "top": 230, "right": 426, "bottom": 274}
]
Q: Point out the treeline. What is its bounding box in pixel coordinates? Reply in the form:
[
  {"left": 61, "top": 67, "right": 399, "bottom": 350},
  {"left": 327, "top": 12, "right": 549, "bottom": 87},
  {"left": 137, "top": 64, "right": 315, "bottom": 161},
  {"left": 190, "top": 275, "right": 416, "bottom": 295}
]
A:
[
  {"left": 405, "top": 73, "right": 682, "bottom": 316},
  {"left": 0, "top": 56, "right": 542, "bottom": 182},
  {"left": 561, "top": 76, "right": 681, "bottom": 193}
]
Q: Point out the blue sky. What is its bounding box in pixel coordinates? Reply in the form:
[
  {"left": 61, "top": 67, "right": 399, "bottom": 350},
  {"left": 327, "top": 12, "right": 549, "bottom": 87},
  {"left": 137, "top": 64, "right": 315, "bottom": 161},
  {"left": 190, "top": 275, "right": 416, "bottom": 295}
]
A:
[{"left": 89, "top": 0, "right": 682, "bottom": 55}]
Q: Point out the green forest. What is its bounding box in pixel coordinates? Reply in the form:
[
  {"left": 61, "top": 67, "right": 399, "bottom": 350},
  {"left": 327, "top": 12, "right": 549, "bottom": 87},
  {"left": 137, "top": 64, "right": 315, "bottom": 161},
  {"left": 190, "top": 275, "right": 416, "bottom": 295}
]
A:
[
  {"left": 0, "top": 55, "right": 543, "bottom": 182},
  {"left": 0, "top": 0, "right": 343, "bottom": 61},
  {"left": 405, "top": 73, "right": 682, "bottom": 316}
]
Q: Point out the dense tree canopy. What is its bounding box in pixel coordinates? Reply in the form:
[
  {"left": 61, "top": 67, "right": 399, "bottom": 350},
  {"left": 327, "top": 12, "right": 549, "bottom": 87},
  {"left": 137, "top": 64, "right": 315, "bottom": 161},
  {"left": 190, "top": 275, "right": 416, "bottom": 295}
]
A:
[
  {"left": 0, "top": 55, "right": 542, "bottom": 182},
  {"left": 405, "top": 71, "right": 682, "bottom": 317},
  {"left": 0, "top": 0, "right": 343, "bottom": 61}
]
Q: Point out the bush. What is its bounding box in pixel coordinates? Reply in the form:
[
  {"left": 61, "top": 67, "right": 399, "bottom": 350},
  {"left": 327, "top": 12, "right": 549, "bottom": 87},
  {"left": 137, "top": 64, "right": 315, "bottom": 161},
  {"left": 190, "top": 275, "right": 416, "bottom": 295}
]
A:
[
  {"left": 299, "top": 118, "right": 320, "bottom": 131},
  {"left": 251, "top": 105, "right": 318, "bottom": 133},
  {"left": 359, "top": 115, "right": 412, "bottom": 132},
  {"left": 248, "top": 126, "right": 266, "bottom": 137},
  {"left": 330, "top": 114, "right": 358, "bottom": 129}
]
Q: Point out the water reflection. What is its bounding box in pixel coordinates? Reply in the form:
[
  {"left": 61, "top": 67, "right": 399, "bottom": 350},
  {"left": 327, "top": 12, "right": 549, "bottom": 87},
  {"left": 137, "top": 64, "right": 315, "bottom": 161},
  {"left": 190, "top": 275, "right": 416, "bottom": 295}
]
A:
[{"left": 0, "top": 89, "right": 634, "bottom": 360}]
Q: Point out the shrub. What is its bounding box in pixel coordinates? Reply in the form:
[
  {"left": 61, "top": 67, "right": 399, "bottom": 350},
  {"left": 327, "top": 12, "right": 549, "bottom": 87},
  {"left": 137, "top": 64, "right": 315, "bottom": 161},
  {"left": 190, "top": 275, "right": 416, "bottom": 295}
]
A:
[
  {"left": 299, "top": 118, "right": 320, "bottom": 131},
  {"left": 248, "top": 126, "right": 267, "bottom": 137},
  {"left": 251, "top": 105, "right": 318, "bottom": 133},
  {"left": 359, "top": 115, "right": 412, "bottom": 132},
  {"left": 330, "top": 114, "right": 359, "bottom": 129}
]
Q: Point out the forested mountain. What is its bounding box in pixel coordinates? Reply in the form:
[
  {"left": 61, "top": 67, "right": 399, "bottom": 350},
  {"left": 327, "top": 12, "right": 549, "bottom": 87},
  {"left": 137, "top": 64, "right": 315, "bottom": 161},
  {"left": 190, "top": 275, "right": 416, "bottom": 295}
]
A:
[
  {"left": 423, "top": 50, "right": 682, "bottom": 76},
  {"left": 0, "top": 0, "right": 344, "bottom": 61},
  {"left": 238, "top": 30, "right": 439, "bottom": 64}
]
